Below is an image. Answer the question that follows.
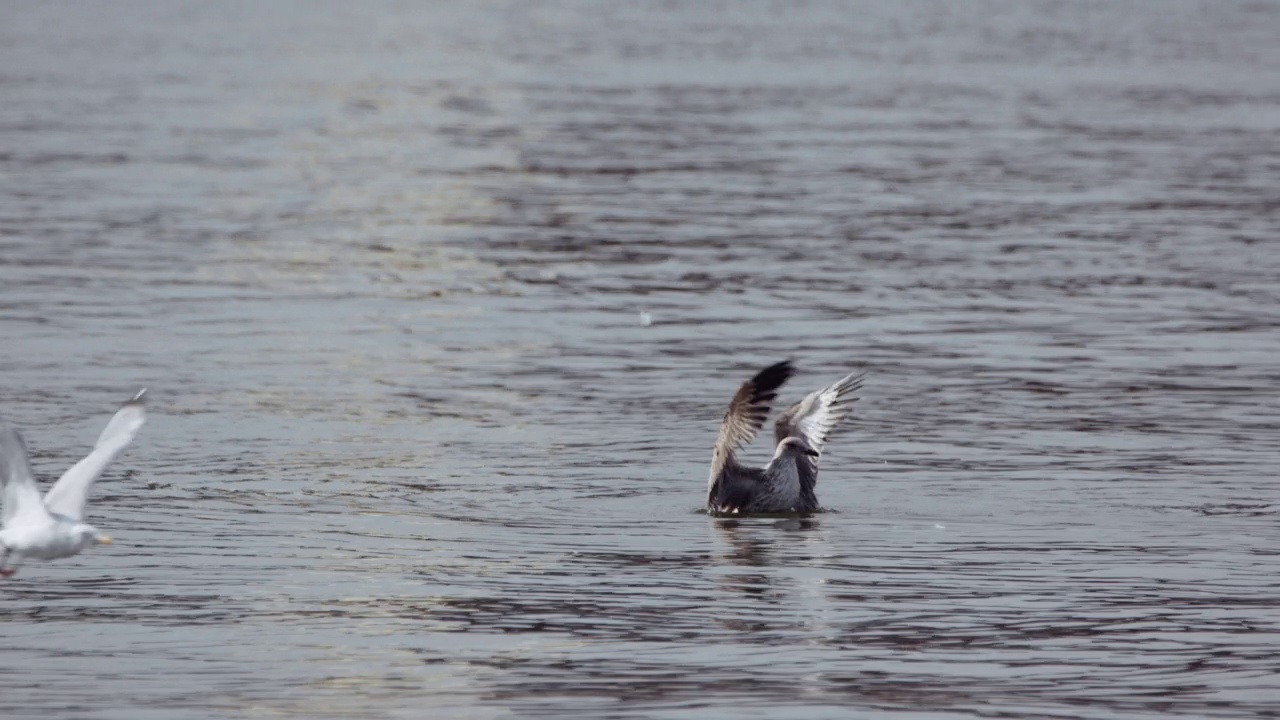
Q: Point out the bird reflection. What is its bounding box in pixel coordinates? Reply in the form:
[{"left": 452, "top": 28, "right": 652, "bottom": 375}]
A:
[
  {"left": 713, "top": 519, "right": 772, "bottom": 567},
  {"left": 711, "top": 517, "right": 823, "bottom": 602}
]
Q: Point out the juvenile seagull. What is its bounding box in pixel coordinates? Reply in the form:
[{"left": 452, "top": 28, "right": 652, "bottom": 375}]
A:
[
  {"left": 707, "top": 361, "right": 864, "bottom": 515},
  {"left": 0, "top": 390, "right": 147, "bottom": 577}
]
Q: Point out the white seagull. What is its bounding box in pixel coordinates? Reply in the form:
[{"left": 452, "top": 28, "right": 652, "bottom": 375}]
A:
[
  {"left": 707, "top": 361, "right": 864, "bottom": 515},
  {"left": 0, "top": 390, "right": 147, "bottom": 577}
]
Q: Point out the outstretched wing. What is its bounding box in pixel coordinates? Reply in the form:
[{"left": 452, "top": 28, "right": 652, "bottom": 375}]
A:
[
  {"left": 709, "top": 361, "right": 794, "bottom": 476},
  {"left": 708, "top": 361, "right": 794, "bottom": 507},
  {"left": 774, "top": 369, "right": 865, "bottom": 455},
  {"left": 43, "top": 389, "right": 147, "bottom": 521},
  {"left": 1, "top": 423, "right": 54, "bottom": 528}
]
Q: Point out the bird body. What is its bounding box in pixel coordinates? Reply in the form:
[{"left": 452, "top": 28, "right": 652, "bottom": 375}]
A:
[
  {"left": 707, "top": 362, "right": 863, "bottom": 515},
  {"left": 0, "top": 390, "right": 145, "bottom": 576},
  {"left": 0, "top": 515, "right": 102, "bottom": 562}
]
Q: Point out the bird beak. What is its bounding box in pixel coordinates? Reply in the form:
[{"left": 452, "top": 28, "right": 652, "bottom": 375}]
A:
[{"left": 97, "top": 535, "right": 113, "bottom": 546}]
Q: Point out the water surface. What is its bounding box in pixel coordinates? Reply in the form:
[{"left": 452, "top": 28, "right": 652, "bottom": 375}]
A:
[{"left": 2, "top": 2, "right": 1279, "bottom": 718}]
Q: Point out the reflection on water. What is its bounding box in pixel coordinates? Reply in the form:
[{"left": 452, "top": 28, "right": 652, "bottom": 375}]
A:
[{"left": 2, "top": 1, "right": 1279, "bottom": 718}]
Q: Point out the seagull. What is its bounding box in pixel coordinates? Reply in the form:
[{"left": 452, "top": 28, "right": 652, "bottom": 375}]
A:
[
  {"left": 0, "top": 390, "right": 147, "bottom": 577},
  {"left": 707, "top": 361, "right": 864, "bottom": 515}
]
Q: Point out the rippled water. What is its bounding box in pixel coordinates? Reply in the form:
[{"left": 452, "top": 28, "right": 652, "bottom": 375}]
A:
[{"left": 2, "top": 2, "right": 1279, "bottom": 718}]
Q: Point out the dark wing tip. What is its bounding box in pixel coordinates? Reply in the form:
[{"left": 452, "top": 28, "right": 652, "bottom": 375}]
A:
[
  {"left": 840, "top": 370, "right": 867, "bottom": 391},
  {"left": 715, "top": 360, "right": 798, "bottom": 456},
  {"left": 847, "top": 371, "right": 870, "bottom": 399},
  {"left": 751, "top": 360, "right": 795, "bottom": 396}
]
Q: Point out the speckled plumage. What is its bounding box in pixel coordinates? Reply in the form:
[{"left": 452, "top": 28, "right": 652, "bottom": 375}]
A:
[{"left": 707, "top": 362, "right": 864, "bottom": 515}]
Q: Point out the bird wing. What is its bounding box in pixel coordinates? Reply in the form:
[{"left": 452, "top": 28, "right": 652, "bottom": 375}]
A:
[
  {"left": 1, "top": 423, "right": 54, "bottom": 528},
  {"left": 43, "top": 390, "right": 147, "bottom": 522},
  {"left": 773, "top": 369, "right": 865, "bottom": 455},
  {"left": 709, "top": 360, "right": 795, "bottom": 484}
]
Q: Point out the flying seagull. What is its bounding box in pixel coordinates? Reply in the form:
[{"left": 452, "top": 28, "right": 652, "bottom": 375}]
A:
[
  {"left": 707, "top": 361, "right": 864, "bottom": 515},
  {"left": 0, "top": 390, "right": 147, "bottom": 577}
]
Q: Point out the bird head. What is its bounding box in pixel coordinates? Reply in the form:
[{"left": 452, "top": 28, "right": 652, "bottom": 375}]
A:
[
  {"left": 777, "top": 436, "right": 820, "bottom": 458},
  {"left": 74, "top": 524, "right": 112, "bottom": 549}
]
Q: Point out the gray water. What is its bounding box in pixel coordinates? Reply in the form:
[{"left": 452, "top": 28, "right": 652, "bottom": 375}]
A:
[{"left": 2, "top": 2, "right": 1279, "bottom": 718}]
